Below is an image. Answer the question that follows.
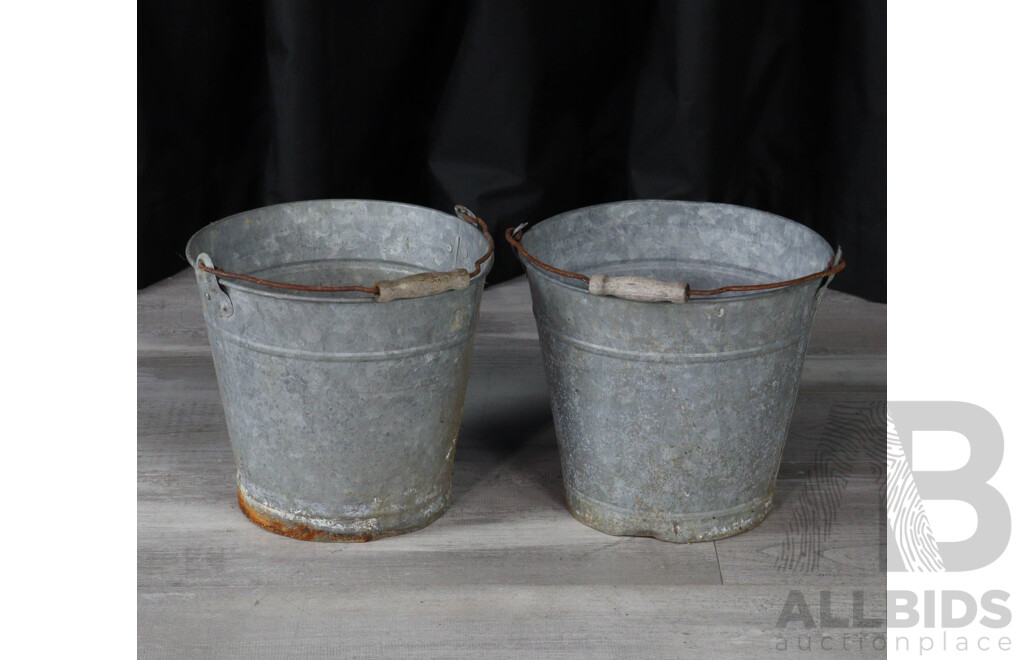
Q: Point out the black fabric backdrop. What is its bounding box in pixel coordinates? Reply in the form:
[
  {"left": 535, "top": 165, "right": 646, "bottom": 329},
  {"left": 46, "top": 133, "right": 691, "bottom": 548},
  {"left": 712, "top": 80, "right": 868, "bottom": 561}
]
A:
[{"left": 139, "top": 0, "right": 885, "bottom": 301}]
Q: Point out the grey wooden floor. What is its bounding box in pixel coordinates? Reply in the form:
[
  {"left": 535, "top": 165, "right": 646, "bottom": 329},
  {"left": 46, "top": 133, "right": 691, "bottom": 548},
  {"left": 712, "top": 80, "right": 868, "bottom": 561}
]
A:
[{"left": 139, "top": 271, "right": 886, "bottom": 659}]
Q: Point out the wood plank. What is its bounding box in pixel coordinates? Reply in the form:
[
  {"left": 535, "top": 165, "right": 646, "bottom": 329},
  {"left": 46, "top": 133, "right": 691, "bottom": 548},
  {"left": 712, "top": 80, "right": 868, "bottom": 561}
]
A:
[
  {"left": 807, "top": 290, "right": 886, "bottom": 357},
  {"left": 138, "top": 585, "right": 886, "bottom": 659},
  {"left": 715, "top": 476, "right": 885, "bottom": 586},
  {"left": 137, "top": 270, "right": 210, "bottom": 356},
  {"left": 778, "top": 397, "right": 885, "bottom": 476}
]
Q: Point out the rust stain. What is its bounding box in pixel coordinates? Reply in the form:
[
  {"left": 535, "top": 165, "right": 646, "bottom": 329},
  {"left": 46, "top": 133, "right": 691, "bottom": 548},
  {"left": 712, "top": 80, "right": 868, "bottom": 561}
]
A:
[{"left": 237, "top": 490, "right": 377, "bottom": 543}]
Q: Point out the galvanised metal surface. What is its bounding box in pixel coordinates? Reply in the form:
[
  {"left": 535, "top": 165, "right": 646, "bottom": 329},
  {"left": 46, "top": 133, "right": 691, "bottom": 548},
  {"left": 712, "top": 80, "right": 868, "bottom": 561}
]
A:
[
  {"left": 518, "top": 200, "right": 836, "bottom": 543},
  {"left": 185, "top": 200, "right": 493, "bottom": 541}
]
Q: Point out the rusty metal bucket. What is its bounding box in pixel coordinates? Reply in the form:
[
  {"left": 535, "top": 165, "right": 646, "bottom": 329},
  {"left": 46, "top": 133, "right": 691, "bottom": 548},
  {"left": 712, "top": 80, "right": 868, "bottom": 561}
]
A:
[
  {"left": 185, "top": 200, "right": 493, "bottom": 541},
  {"left": 507, "top": 201, "right": 843, "bottom": 542}
]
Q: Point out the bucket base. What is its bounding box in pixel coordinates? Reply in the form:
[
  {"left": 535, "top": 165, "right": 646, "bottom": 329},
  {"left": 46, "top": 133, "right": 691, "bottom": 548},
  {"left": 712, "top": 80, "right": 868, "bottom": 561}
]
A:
[
  {"left": 237, "top": 483, "right": 450, "bottom": 542},
  {"left": 564, "top": 483, "right": 773, "bottom": 543}
]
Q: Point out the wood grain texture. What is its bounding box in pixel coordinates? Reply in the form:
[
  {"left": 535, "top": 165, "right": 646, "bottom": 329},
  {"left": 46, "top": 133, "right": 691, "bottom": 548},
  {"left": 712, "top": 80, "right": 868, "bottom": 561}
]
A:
[
  {"left": 139, "top": 585, "right": 885, "bottom": 659},
  {"left": 375, "top": 268, "right": 470, "bottom": 302},
  {"left": 139, "top": 270, "right": 886, "bottom": 659},
  {"left": 588, "top": 273, "right": 690, "bottom": 303}
]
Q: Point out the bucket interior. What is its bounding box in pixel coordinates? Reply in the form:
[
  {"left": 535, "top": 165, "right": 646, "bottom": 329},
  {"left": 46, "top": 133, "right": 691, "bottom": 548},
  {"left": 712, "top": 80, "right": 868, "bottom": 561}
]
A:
[
  {"left": 521, "top": 201, "right": 834, "bottom": 295},
  {"left": 185, "top": 200, "right": 491, "bottom": 297}
]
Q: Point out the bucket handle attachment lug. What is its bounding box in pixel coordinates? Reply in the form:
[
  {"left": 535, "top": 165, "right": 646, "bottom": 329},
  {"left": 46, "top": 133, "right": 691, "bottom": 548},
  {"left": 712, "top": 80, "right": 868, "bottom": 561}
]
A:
[
  {"left": 196, "top": 253, "right": 234, "bottom": 318},
  {"left": 815, "top": 245, "right": 842, "bottom": 304}
]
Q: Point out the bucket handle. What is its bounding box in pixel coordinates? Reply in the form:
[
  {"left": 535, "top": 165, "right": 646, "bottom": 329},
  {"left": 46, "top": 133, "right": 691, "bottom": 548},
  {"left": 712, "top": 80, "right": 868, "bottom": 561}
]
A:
[
  {"left": 815, "top": 245, "right": 842, "bottom": 304},
  {"left": 194, "top": 205, "right": 494, "bottom": 302},
  {"left": 505, "top": 223, "right": 845, "bottom": 303}
]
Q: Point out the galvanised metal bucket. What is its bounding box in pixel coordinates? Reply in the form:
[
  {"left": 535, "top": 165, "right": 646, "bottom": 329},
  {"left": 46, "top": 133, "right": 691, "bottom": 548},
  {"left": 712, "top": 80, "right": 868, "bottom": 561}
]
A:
[
  {"left": 508, "top": 200, "right": 842, "bottom": 543},
  {"left": 185, "top": 200, "right": 493, "bottom": 541}
]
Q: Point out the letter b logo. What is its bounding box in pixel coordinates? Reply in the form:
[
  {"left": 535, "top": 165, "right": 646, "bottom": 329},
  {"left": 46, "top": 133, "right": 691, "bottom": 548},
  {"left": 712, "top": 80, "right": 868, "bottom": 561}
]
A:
[{"left": 887, "top": 402, "right": 1010, "bottom": 572}]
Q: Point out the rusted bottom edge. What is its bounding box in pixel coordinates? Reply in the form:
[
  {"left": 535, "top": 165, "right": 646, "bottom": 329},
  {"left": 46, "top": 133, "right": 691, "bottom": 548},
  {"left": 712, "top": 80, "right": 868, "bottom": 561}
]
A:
[
  {"left": 237, "top": 485, "right": 449, "bottom": 543},
  {"left": 564, "top": 482, "right": 773, "bottom": 543}
]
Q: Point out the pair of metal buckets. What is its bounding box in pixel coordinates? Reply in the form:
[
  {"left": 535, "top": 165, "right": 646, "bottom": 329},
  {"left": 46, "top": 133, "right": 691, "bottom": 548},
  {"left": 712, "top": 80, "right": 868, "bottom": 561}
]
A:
[{"left": 185, "top": 199, "right": 843, "bottom": 543}]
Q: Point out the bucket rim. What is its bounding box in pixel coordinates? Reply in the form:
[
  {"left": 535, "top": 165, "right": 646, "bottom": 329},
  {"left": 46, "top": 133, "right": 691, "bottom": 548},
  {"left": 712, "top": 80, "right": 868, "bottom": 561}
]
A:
[
  {"left": 185, "top": 199, "right": 494, "bottom": 302},
  {"left": 518, "top": 199, "right": 835, "bottom": 305}
]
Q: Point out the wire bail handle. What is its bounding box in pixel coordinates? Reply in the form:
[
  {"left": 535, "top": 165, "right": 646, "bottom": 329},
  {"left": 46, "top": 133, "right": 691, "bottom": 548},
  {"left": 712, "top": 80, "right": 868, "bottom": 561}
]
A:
[
  {"left": 505, "top": 223, "right": 845, "bottom": 303},
  {"left": 195, "top": 205, "right": 494, "bottom": 302}
]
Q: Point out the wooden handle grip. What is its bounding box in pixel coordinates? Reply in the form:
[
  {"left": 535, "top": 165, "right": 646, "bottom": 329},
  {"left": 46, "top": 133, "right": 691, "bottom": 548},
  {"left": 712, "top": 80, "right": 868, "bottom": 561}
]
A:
[
  {"left": 588, "top": 274, "right": 690, "bottom": 303},
  {"left": 375, "top": 269, "right": 471, "bottom": 302}
]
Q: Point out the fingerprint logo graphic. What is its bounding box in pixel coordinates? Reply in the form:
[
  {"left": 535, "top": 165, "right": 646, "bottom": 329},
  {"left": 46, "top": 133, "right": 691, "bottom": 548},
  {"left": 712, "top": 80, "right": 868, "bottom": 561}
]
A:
[
  {"left": 886, "top": 406, "right": 945, "bottom": 572},
  {"left": 775, "top": 402, "right": 885, "bottom": 573}
]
